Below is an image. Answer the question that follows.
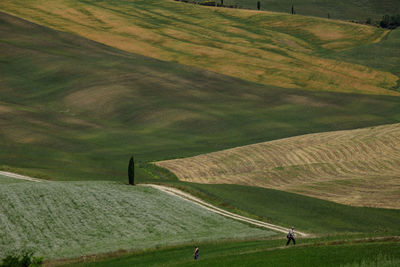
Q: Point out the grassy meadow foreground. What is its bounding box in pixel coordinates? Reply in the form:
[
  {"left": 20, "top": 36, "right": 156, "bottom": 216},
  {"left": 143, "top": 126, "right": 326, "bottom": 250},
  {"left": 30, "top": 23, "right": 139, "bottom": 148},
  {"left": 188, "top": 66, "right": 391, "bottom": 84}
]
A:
[
  {"left": 0, "top": 178, "right": 274, "bottom": 259},
  {"left": 2, "top": 12, "right": 400, "bottom": 181},
  {"left": 0, "top": 0, "right": 398, "bottom": 95},
  {"left": 65, "top": 239, "right": 400, "bottom": 267},
  {"left": 157, "top": 123, "right": 400, "bottom": 209}
]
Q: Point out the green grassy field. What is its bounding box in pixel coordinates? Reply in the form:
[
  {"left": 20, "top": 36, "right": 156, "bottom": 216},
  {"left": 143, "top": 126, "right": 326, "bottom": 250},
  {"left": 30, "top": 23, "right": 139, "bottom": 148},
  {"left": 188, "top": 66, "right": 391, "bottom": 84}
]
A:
[
  {"left": 195, "top": 0, "right": 400, "bottom": 22},
  {"left": 0, "top": 181, "right": 275, "bottom": 259},
  {"left": 158, "top": 182, "right": 400, "bottom": 234},
  {"left": 1, "top": 12, "right": 400, "bottom": 182},
  {"left": 333, "top": 28, "right": 400, "bottom": 75},
  {"left": 1, "top": 0, "right": 398, "bottom": 95},
  {"left": 63, "top": 238, "right": 400, "bottom": 267},
  {"left": 0, "top": 174, "right": 26, "bottom": 184},
  {"left": 0, "top": 0, "right": 399, "bottom": 266}
]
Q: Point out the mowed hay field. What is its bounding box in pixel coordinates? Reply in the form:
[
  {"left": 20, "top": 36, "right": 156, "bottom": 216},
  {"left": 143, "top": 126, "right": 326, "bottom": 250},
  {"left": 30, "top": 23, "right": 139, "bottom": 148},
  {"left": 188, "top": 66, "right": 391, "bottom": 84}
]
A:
[
  {"left": 157, "top": 123, "right": 400, "bottom": 209},
  {"left": 0, "top": 178, "right": 274, "bottom": 259},
  {"left": 2, "top": 12, "right": 400, "bottom": 181},
  {"left": 0, "top": 0, "right": 398, "bottom": 95}
]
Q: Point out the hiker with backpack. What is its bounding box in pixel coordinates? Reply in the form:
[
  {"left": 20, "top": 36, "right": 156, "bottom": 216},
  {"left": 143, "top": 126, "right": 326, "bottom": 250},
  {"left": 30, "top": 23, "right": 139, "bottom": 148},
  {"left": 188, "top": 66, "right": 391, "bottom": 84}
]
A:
[{"left": 286, "top": 226, "right": 296, "bottom": 246}]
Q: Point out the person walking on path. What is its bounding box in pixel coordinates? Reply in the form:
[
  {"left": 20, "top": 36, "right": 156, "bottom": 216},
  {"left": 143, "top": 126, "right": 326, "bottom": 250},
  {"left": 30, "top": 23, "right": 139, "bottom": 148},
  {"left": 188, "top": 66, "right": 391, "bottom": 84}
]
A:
[
  {"left": 194, "top": 246, "right": 199, "bottom": 260},
  {"left": 286, "top": 226, "right": 296, "bottom": 246}
]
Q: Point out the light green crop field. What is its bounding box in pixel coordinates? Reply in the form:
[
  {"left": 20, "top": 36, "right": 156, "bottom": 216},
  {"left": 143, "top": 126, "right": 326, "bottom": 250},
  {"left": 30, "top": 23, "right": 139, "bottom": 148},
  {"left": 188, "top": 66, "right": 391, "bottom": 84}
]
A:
[
  {"left": 0, "top": 181, "right": 274, "bottom": 259},
  {"left": 0, "top": 0, "right": 398, "bottom": 95},
  {"left": 194, "top": 0, "right": 400, "bottom": 22},
  {"left": 0, "top": 174, "right": 27, "bottom": 184},
  {"left": 1, "top": 12, "right": 400, "bottom": 182}
]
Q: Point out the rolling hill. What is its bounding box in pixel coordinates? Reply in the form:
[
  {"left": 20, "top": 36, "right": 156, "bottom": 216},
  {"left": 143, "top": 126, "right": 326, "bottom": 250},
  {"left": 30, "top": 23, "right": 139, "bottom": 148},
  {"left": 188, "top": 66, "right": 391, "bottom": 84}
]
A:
[
  {"left": 0, "top": 1, "right": 399, "bottom": 266},
  {"left": 2, "top": 12, "right": 400, "bottom": 181},
  {"left": 0, "top": 178, "right": 274, "bottom": 259},
  {"left": 0, "top": 0, "right": 398, "bottom": 95},
  {"left": 156, "top": 123, "right": 400, "bottom": 209}
]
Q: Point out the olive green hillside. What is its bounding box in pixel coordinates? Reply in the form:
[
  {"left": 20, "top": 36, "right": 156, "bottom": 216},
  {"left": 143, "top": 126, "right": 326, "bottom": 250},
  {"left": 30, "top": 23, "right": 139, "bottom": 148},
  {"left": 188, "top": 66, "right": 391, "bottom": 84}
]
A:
[
  {"left": 1, "top": 12, "right": 400, "bottom": 181},
  {"left": 0, "top": 0, "right": 398, "bottom": 95},
  {"left": 333, "top": 28, "right": 400, "bottom": 75}
]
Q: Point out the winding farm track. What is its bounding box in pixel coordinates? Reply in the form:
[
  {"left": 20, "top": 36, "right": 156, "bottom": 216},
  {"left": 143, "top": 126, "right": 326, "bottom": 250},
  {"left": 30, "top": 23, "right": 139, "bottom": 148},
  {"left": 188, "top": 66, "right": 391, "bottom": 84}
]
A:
[
  {"left": 156, "top": 123, "right": 400, "bottom": 209},
  {"left": 0, "top": 171, "right": 305, "bottom": 236},
  {"left": 144, "top": 184, "right": 308, "bottom": 237}
]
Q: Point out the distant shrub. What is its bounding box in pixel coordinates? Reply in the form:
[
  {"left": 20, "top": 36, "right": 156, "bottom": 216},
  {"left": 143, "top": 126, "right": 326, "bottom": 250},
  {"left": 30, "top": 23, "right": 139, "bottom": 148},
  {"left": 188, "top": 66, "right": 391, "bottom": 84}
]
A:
[
  {"left": 380, "top": 14, "right": 400, "bottom": 29},
  {"left": 0, "top": 252, "right": 43, "bottom": 267},
  {"left": 200, "top": 1, "right": 216, "bottom": 6}
]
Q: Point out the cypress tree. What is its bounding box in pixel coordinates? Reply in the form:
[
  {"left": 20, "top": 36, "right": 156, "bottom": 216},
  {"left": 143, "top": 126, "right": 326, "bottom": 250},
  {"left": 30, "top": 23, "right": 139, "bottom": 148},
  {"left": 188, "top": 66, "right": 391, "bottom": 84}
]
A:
[{"left": 128, "top": 156, "right": 134, "bottom": 185}]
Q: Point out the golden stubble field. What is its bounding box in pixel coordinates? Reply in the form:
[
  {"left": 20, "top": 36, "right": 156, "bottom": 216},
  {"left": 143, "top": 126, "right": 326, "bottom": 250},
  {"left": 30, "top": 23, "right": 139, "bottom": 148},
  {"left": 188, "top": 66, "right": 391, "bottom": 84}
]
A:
[
  {"left": 157, "top": 123, "right": 400, "bottom": 209},
  {"left": 0, "top": 0, "right": 398, "bottom": 95}
]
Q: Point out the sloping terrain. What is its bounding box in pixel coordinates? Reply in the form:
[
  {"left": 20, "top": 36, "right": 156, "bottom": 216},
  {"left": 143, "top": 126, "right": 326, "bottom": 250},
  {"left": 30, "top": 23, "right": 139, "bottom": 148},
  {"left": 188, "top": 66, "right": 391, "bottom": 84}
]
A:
[
  {"left": 0, "top": 0, "right": 398, "bottom": 95},
  {"left": 197, "top": 0, "right": 400, "bottom": 22},
  {"left": 157, "top": 123, "right": 400, "bottom": 209},
  {"left": 333, "top": 28, "right": 400, "bottom": 75},
  {"left": 2, "top": 12, "right": 400, "bottom": 181},
  {"left": 164, "top": 182, "right": 400, "bottom": 233},
  {"left": 0, "top": 179, "right": 274, "bottom": 259}
]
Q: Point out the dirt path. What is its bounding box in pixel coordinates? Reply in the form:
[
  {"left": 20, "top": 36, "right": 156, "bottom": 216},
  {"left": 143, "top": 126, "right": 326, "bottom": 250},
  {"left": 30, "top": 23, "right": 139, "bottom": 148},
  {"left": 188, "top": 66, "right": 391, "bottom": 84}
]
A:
[
  {"left": 144, "top": 184, "right": 308, "bottom": 237},
  {"left": 0, "top": 171, "right": 43, "bottom": 182},
  {"left": 0, "top": 171, "right": 307, "bottom": 236}
]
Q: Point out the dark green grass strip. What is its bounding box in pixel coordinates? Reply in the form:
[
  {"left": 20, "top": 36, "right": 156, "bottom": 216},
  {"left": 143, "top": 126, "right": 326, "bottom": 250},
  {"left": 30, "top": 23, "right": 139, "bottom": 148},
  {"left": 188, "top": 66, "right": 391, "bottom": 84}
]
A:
[
  {"left": 63, "top": 238, "right": 400, "bottom": 267},
  {"left": 155, "top": 182, "right": 400, "bottom": 234}
]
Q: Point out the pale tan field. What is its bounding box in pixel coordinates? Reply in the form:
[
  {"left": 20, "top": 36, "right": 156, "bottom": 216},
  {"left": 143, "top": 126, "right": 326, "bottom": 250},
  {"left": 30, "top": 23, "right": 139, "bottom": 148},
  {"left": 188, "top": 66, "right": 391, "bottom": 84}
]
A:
[
  {"left": 0, "top": 0, "right": 398, "bottom": 95},
  {"left": 157, "top": 124, "right": 400, "bottom": 209}
]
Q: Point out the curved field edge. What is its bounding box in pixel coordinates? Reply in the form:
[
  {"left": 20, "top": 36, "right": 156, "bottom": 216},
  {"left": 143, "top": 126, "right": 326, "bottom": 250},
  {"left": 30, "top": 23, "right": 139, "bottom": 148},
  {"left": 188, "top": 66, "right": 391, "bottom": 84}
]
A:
[
  {"left": 153, "top": 181, "right": 400, "bottom": 234},
  {"left": 0, "top": 0, "right": 398, "bottom": 95},
  {"left": 0, "top": 181, "right": 275, "bottom": 259},
  {"left": 59, "top": 237, "right": 400, "bottom": 267},
  {"left": 2, "top": 12, "right": 400, "bottom": 182},
  {"left": 156, "top": 123, "right": 400, "bottom": 209}
]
